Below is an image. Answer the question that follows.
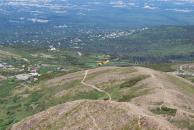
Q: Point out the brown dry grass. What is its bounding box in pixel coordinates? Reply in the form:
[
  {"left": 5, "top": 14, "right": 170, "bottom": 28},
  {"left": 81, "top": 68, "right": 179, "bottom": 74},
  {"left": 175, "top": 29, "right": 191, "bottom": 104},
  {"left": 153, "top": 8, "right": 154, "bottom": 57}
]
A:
[
  {"left": 11, "top": 100, "right": 178, "bottom": 130},
  {"left": 10, "top": 66, "right": 194, "bottom": 130}
]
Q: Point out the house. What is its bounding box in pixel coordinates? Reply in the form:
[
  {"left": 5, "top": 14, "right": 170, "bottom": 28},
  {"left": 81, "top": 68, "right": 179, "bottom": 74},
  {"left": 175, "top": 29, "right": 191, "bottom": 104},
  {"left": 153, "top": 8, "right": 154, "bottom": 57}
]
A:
[
  {"left": 31, "top": 66, "right": 38, "bottom": 73},
  {"left": 48, "top": 45, "right": 56, "bottom": 51},
  {"left": 97, "top": 59, "right": 110, "bottom": 66},
  {"left": 29, "top": 72, "right": 40, "bottom": 77},
  {"left": 16, "top": 74, "right": 32, "bottom": 81},
  {"left": 15, "top": 72, "right": 40, "bottom": 81}
]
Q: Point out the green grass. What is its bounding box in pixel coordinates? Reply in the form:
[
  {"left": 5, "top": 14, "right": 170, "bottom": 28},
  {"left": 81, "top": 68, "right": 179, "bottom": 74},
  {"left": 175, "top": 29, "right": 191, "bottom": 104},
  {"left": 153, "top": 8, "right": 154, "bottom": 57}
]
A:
[
  {"left": 0, "top": 78, "right": 20, "bottom": 98},
  {"left": 0, "top": 79, "right": 80, "bottom": 129},
  {"left": 142, "top": 63, "right": 177, "bottom": 72},
  {"left": 151, "top": 106, "right": 177, "bottom": 116},
  {"left": 75, "top": 90, "right": 106, "bottom": 100},
  {"left": 171, "top": 118, "right": 194, "bottom": 130},
  {"left": 2, "top": 46, "right": 194, "bottom": 129},
  {"left": 181, "top": 75, "right": 194, "bottom": 84},
  {"left": 102, "top": 76, "right": 150, "bottom": 102},
  {"left": 107, "top": 87, "right": 123, "bottom": 101},
  {"left": 167, "top": 75, "right": 194, "bottom": 95},
  {"left": 120, "top": 75, "right": 149, "bottom": 88},
  {"left": 0, "top": 77, "right": 107, "bottom": 129},
  {"left": 118, "top": 87, "right": 150, "bottom": 102}
]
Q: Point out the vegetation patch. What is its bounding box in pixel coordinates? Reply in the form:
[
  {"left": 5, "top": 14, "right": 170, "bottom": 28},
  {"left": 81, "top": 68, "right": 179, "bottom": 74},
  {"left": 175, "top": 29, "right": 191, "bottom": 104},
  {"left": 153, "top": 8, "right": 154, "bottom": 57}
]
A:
[
  {"left": 142, "top": 63, "right": 176, "bottom": 72},
  {"left": 167, "top": 75, "right": 194, "bottom": 95},
  {"left": 120, "top": 75, "right": 149, "bottom": 88},
  {"left": 76, "top": 90, "right": 105, "bottom": 100},
  {"left": 0, "top": 78, "right": 20, "bottom": 98},
  {"left": 119, "top": 87, "right": 150, "bottom": 102},
  {"left": 151, "top": 106, "right": 177, "bottom": 116},
  {"left": 171, "top": 118, "right": 194, "bottom": 130}
]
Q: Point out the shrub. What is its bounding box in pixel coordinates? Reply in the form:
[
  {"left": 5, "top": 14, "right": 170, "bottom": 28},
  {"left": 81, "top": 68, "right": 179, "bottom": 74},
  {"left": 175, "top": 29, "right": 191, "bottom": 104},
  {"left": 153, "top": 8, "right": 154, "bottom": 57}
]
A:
[
  {"left": 151, "top": 106, "right": 177, "bottom": 116},
  {"left": 120, "top": 75, "right": 148, "bottom": 88}
]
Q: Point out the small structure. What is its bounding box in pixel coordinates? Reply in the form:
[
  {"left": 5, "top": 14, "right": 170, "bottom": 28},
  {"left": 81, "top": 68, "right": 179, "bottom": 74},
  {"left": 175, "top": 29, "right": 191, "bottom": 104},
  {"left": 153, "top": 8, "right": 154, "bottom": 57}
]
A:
[
  {"left": 29, "top": 72, "right": 40, "bottom": 77},
  {"left": 0, "top": 63, "right": 5, "bottom": 68},
  {"left": 16, "top": 74, "right": 32, "bottom": 81},
  {"left": 31, "top": 66, "right": 38, "bottom": 73},
  {"left": 0, "top": 62, "right": 8, "bottom": 68},
  {"left": 48, "top": 45, "right": 56, "bottom": 51},
  {"left": 77, "top": 51, "right": 82, "bottom": 56},
  {"left": 15, "top": 72, "right": 40, "bottom": 81},
  {"left": 97, "top": 59, "right": 110, "bottom": 66}
]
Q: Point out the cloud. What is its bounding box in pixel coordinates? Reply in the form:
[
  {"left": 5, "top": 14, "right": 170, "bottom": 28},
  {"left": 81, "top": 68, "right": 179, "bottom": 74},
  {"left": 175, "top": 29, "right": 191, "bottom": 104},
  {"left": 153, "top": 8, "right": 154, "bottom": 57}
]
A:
[
  {"left": 144, "top": 5, "right": 158, "bottom": 10},
  {"left": 165, "top": 8, "right": 193, "bottom": 12},
  {"left": 110, "top": 1, "right": 127, "bottom": 8},
  {"left": 28, "top": 18, "right": 49, "bottom": 23}
]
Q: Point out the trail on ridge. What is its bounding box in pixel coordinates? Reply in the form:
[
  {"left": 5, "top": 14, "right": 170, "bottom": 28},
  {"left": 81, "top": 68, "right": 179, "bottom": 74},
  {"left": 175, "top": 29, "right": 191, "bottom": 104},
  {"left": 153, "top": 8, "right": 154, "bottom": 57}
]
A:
[{"left": 81, "top": 70, "right": 112, "bottom": 101}]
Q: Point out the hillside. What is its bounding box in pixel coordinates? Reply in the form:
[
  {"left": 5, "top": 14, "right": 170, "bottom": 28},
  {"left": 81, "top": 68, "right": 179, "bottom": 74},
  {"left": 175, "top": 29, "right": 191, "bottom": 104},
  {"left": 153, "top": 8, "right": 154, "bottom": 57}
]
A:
[
  {"left": 5, "top": 25, "right": 194, "bottom": 63},
  {"left": 10, "top": 66, "right": 194, "bottom": 130},
  {"left": 1, "top": 0, "right": 194, "bottom": 129},
  {"left": 83, "top": 26, "right": 194, "bottom": 63},
  {"left": 11, "top": 100, "right": 177, "bottom": 130}
]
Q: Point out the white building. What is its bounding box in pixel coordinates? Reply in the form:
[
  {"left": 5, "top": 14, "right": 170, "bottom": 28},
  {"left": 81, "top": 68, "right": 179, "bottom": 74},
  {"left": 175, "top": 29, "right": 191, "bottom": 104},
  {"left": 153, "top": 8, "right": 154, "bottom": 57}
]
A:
[
  {"left": 16, "top": 73, "right": 40, "bottom": 81},
  {"left": 16, "top": 74, "right": 31, "bottom": 81},
  {"left": 48, "top": 45, "right": 56, "bottom": 51},
  {"left": 29, "top": 73, "right": 40, "bottom": 77}
]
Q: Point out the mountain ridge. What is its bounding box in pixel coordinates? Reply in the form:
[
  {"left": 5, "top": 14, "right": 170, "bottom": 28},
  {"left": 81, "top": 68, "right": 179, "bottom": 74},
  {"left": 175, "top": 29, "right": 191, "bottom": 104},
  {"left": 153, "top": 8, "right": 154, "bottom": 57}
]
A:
[{"left": 9, "top": 66, "right": 194, "bottom": 130}]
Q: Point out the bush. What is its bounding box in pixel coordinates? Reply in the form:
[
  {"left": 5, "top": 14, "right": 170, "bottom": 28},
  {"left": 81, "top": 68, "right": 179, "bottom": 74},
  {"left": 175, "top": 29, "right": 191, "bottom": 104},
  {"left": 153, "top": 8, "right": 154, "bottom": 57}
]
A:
[
  {"left": 151, "top": 106, "right": 177, "bottom": 116},
  {"left": 120, "top": 76, "right": 148, "bottom": 88}
]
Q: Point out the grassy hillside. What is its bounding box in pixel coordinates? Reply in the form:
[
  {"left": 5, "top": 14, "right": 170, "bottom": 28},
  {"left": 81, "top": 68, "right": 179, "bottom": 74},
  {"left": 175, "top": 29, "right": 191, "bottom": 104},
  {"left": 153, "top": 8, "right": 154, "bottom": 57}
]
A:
[
  {"left": 1, "top": 66, "right": 194, "bottom": 130},
  {"left": 1, "top": 46, "right": 194, "bottom": 130}
]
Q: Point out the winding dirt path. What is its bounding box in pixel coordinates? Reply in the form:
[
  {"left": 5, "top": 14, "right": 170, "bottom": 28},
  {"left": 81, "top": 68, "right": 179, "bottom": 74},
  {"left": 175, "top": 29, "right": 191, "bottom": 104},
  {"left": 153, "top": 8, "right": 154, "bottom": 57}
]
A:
[{"left": 81, "top": 70, "right": 112, "bottom": 101}]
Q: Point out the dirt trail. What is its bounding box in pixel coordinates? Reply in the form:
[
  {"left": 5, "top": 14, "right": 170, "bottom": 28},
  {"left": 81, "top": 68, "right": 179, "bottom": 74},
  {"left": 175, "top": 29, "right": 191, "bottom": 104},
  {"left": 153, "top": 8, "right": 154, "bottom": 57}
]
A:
[
  {"left": 81, "top": 70, "right": 112, "bottom": 101},
  {"left": 135, "top": 67, "right": 194, "bottom": 120},
  {"left": 12, "top": 67, "right": 185, "bottom": 130}
]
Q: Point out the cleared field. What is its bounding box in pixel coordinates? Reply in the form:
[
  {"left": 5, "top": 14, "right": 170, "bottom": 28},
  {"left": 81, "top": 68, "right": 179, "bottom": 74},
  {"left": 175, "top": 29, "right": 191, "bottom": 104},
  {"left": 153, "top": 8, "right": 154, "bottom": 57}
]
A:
[
  {"left": 0, "top": 75, "right": 6, "bottom": 81},
  {"left": 0, "top": 50, "right": 20, "bottom": 59}
]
